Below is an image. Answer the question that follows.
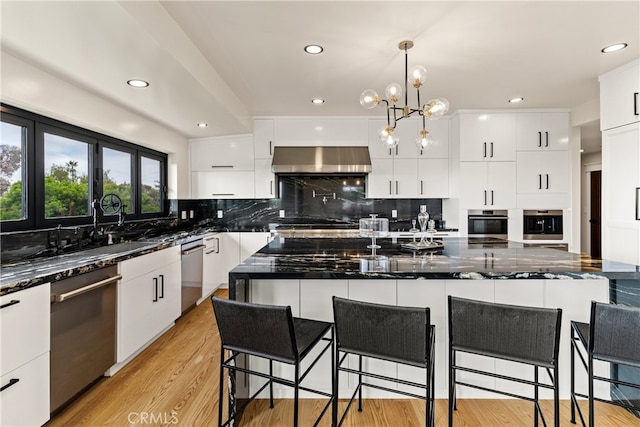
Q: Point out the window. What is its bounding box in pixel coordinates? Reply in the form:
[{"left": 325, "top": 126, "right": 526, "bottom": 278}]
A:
[
  {"left": 0, "top": 104, "right": 168, "bottom": 231},
  {"left": 0, "top": 120, "right": 27, "bottom": 221},
  {"left": 140, "top": 155, "right": 162, "bottom": 214},
  {"left": 44, "top": 131, "right": 91, "bottom": 218},
  {"left": 102, "top": 146, "right": 133, "bottom": 214}
]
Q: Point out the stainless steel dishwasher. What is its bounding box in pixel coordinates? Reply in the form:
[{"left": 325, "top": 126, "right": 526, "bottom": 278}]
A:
[
  {"left": 181, "top": 236, "right": 205, "bottom": 313},
  {"left": 50, "top": 265, "right": 120, "bottom": 413}
]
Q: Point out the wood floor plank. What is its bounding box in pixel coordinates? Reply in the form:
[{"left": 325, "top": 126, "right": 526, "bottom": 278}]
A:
[{"left": 47, "top": 288, "right": 639, "bottom": 426}]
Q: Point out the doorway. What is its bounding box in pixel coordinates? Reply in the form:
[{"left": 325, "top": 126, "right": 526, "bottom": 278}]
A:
[{"left": 590, "top": 170, "right": 602, "bottom": 258}]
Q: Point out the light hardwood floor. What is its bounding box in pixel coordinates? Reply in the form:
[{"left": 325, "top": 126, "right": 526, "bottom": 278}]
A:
[{"left": 47, "top": 289, "right": 639, "bottom": 426}]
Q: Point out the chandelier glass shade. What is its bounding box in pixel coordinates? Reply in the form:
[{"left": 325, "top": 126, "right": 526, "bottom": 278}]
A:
[{"left": 360, "top": 41, "right": 449, "bottom": 150}]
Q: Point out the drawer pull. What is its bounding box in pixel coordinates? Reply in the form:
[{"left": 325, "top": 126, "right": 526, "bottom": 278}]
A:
[
  {"left": 0, "top": 300, "right": 20, "bottom": 310},
  {"left": 210, "top": 165, "right": 234, "bottom": 168},
  {"left": 1, "top": 378, "right": 19, "bottom": 392}
]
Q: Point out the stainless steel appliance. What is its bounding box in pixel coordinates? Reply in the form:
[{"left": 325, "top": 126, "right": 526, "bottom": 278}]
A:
[
  {"left": 467, "top": 209, "right": 508, "bottom": 239},
  {"left": 181, "top": 236, "right": 205, "bottom": 313},
  {"left": 50, "top": 266, "right": 120, "bottom": 413},
  {"left": 523, "top": 210, "right": 563, "bottom": 240}
]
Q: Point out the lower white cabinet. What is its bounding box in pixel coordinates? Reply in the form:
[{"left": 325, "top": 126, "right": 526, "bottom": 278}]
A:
[
  {"left": 0, "top": 283, "right": 50, "bottom": 426},
  {"left": 202, "top": 233, "right": 221, "bottom": 299},
  {"left": 367, "top": 158, "right": 418, "bottom": 198},
  {"left": 240, "top": 232, "right": 272, "bottom": 262},
  {"left": 460, "top": 161, "right": 516, "bottom": 209},
  {"left": 254, "top": 158, "right": 276, "bottom": 199},
  {"left": 117, "top": 246, "right": 181, "bottom": 362},
  {"left": 1, "top": 352, "right": 50, "bottom": 427},
  {"left": 418, "top": 158, "right": 449, "bottom": 198}
]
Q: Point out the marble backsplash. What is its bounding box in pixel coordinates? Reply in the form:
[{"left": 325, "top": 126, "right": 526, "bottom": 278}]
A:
[{"left": 1, "top": 176, "right": 445, "bottom": 264}]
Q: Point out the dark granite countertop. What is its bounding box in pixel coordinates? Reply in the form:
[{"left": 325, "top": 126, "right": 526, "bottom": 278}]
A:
[{"left": 229, "top": 237, "right": 640, "bottom": 281}]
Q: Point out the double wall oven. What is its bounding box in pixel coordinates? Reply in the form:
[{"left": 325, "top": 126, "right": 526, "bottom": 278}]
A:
[{"left": 467, "top": 210, "right": 508, "bottom": 240}]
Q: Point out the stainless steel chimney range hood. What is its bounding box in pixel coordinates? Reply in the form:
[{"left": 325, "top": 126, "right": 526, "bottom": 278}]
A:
[{"left": 271, "top": 146, "right": 372, "bottom": 174}]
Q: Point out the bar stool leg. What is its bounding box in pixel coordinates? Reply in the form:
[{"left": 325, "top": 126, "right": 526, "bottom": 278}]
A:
[
  {"left": 357, "top": 355, "right": 363, "bottom": 412},
  {"left": 332, "top": 327, "right": 338, "bottom": 427},
  {"left": 534, "top": 366, "right": 539, "bottom": 426},
  {"left": 448, "top": 348, "right": 455, "bottom": 427},
  {"left": 218, "top": 350, "right": 225, "bottom": 427},
  {"left": 293, "top": 363, "right": 300, "bottom": 427},
  {"left": 588, "top": 357, "right": 594, "bottom": 427},
  {"left": 269, "top": 360, "right": 274, "bottom": 409},
  {"left": 554, "top": 366, "right": 560, "bottom": 427},
  {"left": 570, "top": 333, "right": 576, "bottom": 424}
]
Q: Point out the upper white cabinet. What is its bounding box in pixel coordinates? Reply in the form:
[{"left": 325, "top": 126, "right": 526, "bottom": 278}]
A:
[
  {"left": 516, "top": 112, "right": 569, "bottom": 151},
  {"left": 254, "top": 158, "right": 276, "bottom": 199},
  {"left": 274, "top": 118, "right": 367, "bottom": 146},
  {"left": 368, "top": 118, "right": 419, "bottom": 159},
  {"left": 460, "top": 161, "right": 516, "bottom": 209},
  {"left": 459, "top": 113, "right": 516, "bottom": 162},
  {"left": 190, "top": 135, "right": 254, "bottom": 171},
  {"left": 367, "top": 158, "right": 418, "bottom": 198},
  {"left": 418, "top": 158, "right": 449, "bottom": 198},
  {"left": 253, "top": 119, "right": 275, "bottom": 159},
  {"left": 601, "top": 122, "right": 640, "bottom": 265},
  {"left": 599, "top": 59, "right": 640, "bottom": 131},
  {"left": 190, "top": 134, "right": 256, "bottom": 199}
]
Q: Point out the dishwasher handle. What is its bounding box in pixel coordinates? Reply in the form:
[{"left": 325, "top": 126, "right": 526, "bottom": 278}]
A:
[
  {"left": 52, "top": 275, "right": 122, "bottom": 303},
  {"left": 182, "top": 244, "right": 205, "bottom": 256}
]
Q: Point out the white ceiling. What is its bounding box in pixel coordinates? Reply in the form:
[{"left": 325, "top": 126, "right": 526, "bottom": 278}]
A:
[{"left": 1, "top": 1, "right": 639, "bottom": 154}]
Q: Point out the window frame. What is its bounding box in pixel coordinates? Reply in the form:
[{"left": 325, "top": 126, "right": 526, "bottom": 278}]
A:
[{"left": 0, "top": 104, "right": 168, "bottom": 232}]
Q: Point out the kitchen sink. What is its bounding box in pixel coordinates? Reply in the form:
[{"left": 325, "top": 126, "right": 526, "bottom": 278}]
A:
[{"left": 81, "top": 241, "right": 158, "bottom": 256}]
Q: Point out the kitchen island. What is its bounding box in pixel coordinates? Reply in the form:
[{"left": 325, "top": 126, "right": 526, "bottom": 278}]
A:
[{"left": 228, "top": 236, "right": 640, "bottom": 405}]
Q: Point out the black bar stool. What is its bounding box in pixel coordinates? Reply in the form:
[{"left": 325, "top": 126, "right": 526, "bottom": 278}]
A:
[
  {"left": 570, "top": 301, "right": 640, "bottom": 426},
  {"left": 448, "top": 296, "right": 563, "bottom": 427},
  {"left": 332, "top": 296, "right": 435, "bottom": 427},
  {"left": 211, "top": 296, "right": 334, "bottom": 427}
]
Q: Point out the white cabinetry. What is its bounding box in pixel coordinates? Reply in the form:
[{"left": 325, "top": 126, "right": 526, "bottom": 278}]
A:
[
  {"left": 601, "top": 122, "right": 640, "bottom": 265},
  {"left": 368, "top": 118, "right": 419, "bottom": 158},
  {"left": 516, "top": 112, "right": 569, "bottom": 151},
  {"left": 460, "top": 161, "right": 516, "bottom": 209},
  {"left": 516, "top": 151, "right": 569, "bottom": 207},
  {"left": 117, "top": 246, "right": 181, "bottom": 362},
  {"left": 190, "top": 134, "right": 255, "bottom": 199},
  {"left": 418, "top": 158, "right": 449, "bottom": 198},
  {"left": 240, "top": 232, "right": 272, "bottom": 261},
  {"left": 202, "top": 232, "right": 221, "bottom": 300},
  {"left": 0, "top": 283, "right": 50, "bottom": 427},
  {"left": 599, "top": 59, "right": 640, "bottom": 131},
  {"left": 253, "top": 119, "right": 276, "bottom": 199},
  {"left": 368, "top": 157, "right": 418, "bottom": 198},
  {"left": 460, "top": 113, "right": 516, "bottom": 161}
]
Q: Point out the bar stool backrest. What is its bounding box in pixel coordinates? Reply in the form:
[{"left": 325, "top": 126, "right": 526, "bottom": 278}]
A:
[
  {"left": 211, "top": 297, "right": 297, "bottom": 364},
  {"left": 591, "top": 301, "right": 640, "bottom": 367},
  {"left": 448, "top": 296, "right": 562, "bottom": 368},
  {"left": 333, "top": 296, "right": 430, "bottom": 367}
]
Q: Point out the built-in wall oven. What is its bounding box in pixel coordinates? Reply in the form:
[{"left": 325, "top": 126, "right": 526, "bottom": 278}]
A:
[
  {"left": 523, "top": 210, "right": 563, "bottom": 240},
  {"left": 467, "top": 209, "right": 508, "bottom": 239}
]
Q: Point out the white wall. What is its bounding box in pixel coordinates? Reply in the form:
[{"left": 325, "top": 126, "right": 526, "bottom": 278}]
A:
[{"left": 0, "top": 52, "right": 190, "bottom": 199}]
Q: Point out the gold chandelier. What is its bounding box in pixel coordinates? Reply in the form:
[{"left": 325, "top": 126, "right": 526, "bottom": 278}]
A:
[{"left": 360, "top": 41, "right": 449, "bottom": 150}]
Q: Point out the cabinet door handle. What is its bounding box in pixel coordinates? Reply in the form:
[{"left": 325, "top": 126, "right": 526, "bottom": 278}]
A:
[
  {"left": 538, "top": 174, "right": 542, "bottom": 189},
  {"left": 388, "top": 148, "right": 393, "bottom": 156},
  {"left": 269, "top": 140, "right": 273, "bottom": 155},
  {"left": 484, "top": 190, "right": 487, "bottom": 205},
  {"left": 0, "top": 378, "right": 19, "bottom": 392},
  {"left": 420, "top": 180, "right": 424, "bottom": 195},
  {"left": 215, "top": 237, "right": 220, "bottom": 253},
  {"left": 634, "top": 93, "right": 639, "bottom": 116},
  {"left": 395, "top": 180, "right": 399, "bottom": 195},
  {"left": 635, "top": 187, "right": 640, "bottom": 220},
  {"left": 205, "top": 249, "right": 216, "bottom": 255},
  {"left": 490, "top": 142, "right": 494, "bottom": 158},
  {"left": 210, "top": 165, "right": 234, "bottom": 168},
  {"left": 538, "top": 132, "right": 542, "bottom": 147},
  {"left": 546, "top": 174, "right": 549, "bottom": 189},
  {"left": 491, "top": 190, "right": 494, "bottom": 205},
  {"left": 153, "top": 277, "right": 158, "bottom": 302},
  {"left": 270, "top": 180, "right": 273, "bottom": 195},
  {"left": 395, "top": 146, "right": 399, "bottom": 156},
  {"left": 483, "top": 142, "right": 487, "bottom": 158},
  {"left": 159, "top": 274, "right": 164, "bottom": 299},
  {"left": 0, "top": 300, "right": 20, "bottom": 310},
  {"left": 389, "top": 181, "right": 392, "bottom": 195},
  {"left": 545, "top": 131, "right": 549, "bottom": 147},
  {"left": 211, "top": 193, "right": 235, "bottom": 196}
]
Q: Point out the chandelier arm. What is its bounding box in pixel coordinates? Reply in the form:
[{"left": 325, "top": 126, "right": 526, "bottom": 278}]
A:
[{"left": 404, "top": 45, "right": 409, "bottom": 111}]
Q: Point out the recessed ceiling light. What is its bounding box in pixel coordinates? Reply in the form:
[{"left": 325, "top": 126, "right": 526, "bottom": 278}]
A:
[
  {"left": 508, "top": 97, "right": 524, "bottom": 103},
  {"left": 304, "top": 45, "right": 323, "bottom": 54},
  {"left": 196, "top": 123, "right": 208, "bottom": 128},
  {"left": 127, "top": 79, "right": 149, "bottom": 88},
  {"left": 601, "top": 43, "right": 627, "bottom": 53},
  {"left": 311, "top": 98, "right": 325, "bottom": 104}
]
